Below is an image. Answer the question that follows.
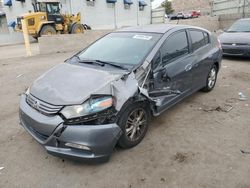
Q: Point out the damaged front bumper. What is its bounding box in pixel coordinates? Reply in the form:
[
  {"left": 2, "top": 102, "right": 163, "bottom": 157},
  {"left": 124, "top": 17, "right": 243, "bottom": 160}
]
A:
[{"left": 19, "top": 95, "right": 122, "bottom": 162}]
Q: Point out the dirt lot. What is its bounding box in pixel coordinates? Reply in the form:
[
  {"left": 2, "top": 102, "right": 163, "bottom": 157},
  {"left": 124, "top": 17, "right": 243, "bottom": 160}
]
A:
[{"left": 0, "top": 52, "right": 250, "bottom": 188}]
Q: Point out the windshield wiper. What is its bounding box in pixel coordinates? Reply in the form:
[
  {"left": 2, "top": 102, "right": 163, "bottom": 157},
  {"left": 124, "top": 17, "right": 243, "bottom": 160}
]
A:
[
  {"left": 75, "top": 56, "right": 129, "bottom": 71},
  {"left": 95, "top": 60, "right": 129, "bottom": 71},
  {"left": 77, "top": 58, "right": 105, "bottom": 67}
]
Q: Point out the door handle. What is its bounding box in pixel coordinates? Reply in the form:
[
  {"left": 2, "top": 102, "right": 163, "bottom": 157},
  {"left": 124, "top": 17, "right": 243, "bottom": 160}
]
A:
[
  {"left": 194, "top": 63, "right": 199, "bottom": 68},
  {"left": 185, "top": 64, "right": 193, "bottom": 71}
]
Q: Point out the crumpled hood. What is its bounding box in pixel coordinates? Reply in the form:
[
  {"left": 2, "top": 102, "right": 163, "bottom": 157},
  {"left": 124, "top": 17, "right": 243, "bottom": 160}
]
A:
[
  {"left": 30, "top": 63, "right": 122, "bottom": 105},
  {"left": 219, "top": 32, "right": 250, "bottom": 44}
]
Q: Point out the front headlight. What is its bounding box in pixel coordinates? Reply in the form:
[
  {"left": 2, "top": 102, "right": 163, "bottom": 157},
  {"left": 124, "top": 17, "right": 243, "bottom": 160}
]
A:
[{"left": 61, "top": 96, "right": 114, "bottom": 119}]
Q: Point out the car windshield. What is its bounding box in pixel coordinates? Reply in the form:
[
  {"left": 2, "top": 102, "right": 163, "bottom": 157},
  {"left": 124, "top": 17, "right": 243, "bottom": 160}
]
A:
[
  {"left": 77, "top": 32, "right": 162, "bottom": 67},
  {"left": 227, "top": 20, "right": 250, "bottom": 32}
]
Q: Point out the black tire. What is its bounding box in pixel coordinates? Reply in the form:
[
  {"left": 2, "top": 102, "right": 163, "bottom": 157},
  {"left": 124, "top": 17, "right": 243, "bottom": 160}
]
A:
[
  {"left": 201, "top": 64, "right": 218, "bottom": 92},
  {"left": 40, "top": 25, "right": 56, "bottom": 36},
  {"left": 117, "top": 102, "right": 150, "bottom": 149},
  {"left": 71, "top": 23, "right": 85, "bottom": 34}
]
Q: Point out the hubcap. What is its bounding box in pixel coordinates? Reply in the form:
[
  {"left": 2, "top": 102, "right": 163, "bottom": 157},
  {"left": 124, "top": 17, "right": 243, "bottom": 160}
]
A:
[
  {"left": 208, "top": 68, "right": 216, "bottom": 88},
  {"left": 46, "top": 31, "right": 53, "bottom": 35},
  {"left": 125, "top": 108, "right": 147, "bottom": 141},
  {"left": 76, "top": 27, "right": 83, "bottom": 33}
]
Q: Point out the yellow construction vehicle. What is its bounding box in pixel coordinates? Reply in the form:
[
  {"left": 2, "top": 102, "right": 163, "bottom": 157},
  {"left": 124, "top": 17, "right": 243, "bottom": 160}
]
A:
[{"left": 16, "top": 0, "right": 85, "bottom": 39}]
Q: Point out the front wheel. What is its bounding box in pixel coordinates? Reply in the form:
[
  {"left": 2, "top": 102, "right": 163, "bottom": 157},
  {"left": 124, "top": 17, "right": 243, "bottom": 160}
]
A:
[
  {"left": 117, "top": 102, "right": 150, "bottom": 149},
  {"left": 40, "top": 25, "right": 56, "bottom": 36},
  {"left": 71, "top": 23, "right": 84, "bottom": 34},
  {"left": 201, "top": 64, "right": 218, "bottom": 92}
]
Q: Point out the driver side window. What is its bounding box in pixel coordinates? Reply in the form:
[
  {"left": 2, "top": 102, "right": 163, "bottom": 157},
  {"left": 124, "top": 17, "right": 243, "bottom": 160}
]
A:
[
  {"left": 161, "top": 31, "right": 189, "bottom": 65},
  {"left": 46, "top": 4, "right": 60, "bottom": 14},
  {"left": 40, "top": 3, "right": 46, "bottom": 12}
]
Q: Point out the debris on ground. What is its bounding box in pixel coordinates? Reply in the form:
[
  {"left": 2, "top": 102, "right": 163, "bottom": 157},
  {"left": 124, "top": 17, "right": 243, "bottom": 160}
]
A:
[
  {"left": 219, "top": 84, "right": 232, "bottom": 87},
  {"left": 173, "top": 152, "right": 188, "bottom": 163},
  {"left": 160, "top": 177, "right": 166, "bottom": 182},
  {"left": 200, "top": 104, "right": 233, "bottom": 113},
  {"left": 240, "top": 150, "right": 250, "bottom": 154},
  {"left": 238, "top": 92, "right": 247, "bottom": 101},
  {"left": 0, "top": 167, "right": 4, "bottom": 174},
  {"left": 140, "top": 178, "right": 146, "bottom": 182},
  {"left": 16, "top": 74, "right": 23, "bottom": 78},
  {"left": 226, "top": 98, "right": 238, "bottom": 103}
]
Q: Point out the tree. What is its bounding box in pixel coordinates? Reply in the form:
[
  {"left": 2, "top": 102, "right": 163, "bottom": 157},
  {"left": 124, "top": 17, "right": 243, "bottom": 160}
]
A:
[{"left": 161, "top": 0, "right": 174, "bottom": 14}]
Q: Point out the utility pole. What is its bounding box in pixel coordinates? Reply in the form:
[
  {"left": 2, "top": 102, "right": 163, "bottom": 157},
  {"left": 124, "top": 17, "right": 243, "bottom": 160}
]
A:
[
  {"left": 243, "top": 0, "right": 246, "bottom": 18},
  {"left": 137, "top": 0, "right": 139, "bottom": 25},
  {"left": 114, "top": 3, "right": 117, "bottom": 29},
  {"left": 69, "top": 0, "right": 72, "bottom": 15}
]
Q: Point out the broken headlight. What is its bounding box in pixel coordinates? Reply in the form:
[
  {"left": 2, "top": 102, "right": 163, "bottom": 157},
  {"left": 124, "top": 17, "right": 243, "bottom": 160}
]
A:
[{"left": 61, "top": 96, "right": 114, "bottom": 119}]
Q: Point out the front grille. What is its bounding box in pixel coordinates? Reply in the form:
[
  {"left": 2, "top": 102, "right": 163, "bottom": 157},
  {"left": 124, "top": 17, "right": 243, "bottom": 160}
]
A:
[
  {"left": 223, "top": 49, "right": 244, "bottom": 55},
  {"left": 26, "top": 94, "right": 63, "bottom": 116}
]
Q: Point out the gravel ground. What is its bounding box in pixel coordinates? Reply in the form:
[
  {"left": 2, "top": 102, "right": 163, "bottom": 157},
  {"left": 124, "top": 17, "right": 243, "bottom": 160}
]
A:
[{"left": 0, "top": 52, "right": 250, "bottom": 188}]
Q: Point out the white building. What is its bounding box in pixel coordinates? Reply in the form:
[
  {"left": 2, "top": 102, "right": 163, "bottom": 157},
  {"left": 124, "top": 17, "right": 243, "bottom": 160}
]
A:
[{"left": 3, "top": 0, "right": 151, "bottom": 30}]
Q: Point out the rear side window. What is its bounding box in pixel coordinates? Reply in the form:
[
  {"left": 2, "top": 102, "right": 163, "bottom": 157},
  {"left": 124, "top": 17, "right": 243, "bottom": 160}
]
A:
[
  {"left": 203, "top": 32, "right": 210, "bottom": 44},
  {"left": 190, "top": 30, "right": 209, "bottom": 51},
  {"left": 161, "top": 31, "right": 189, "bottom": 65}
]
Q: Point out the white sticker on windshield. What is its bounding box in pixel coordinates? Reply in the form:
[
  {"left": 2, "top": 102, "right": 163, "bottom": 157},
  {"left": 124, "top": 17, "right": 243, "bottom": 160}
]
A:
[{"left": 133, "top": 35, "right": 152, "bottom": 40}]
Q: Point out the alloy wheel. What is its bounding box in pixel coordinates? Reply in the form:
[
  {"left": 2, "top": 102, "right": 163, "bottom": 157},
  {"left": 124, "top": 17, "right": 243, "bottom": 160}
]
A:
[
  {"left": 125, "top": 108, "right": 147, "bottom": 141},
  {"left": 208, "top": 68, "right": 217, "bottom": 89}
]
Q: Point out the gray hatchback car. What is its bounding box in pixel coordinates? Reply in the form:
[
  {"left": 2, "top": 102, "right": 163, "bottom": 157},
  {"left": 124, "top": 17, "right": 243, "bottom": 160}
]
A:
[
  {"left": 19, "top": 24, "right": 222, "bottom": 162},
  {"left": 219, "top": 18, "right": 250, "bottom": 57}
]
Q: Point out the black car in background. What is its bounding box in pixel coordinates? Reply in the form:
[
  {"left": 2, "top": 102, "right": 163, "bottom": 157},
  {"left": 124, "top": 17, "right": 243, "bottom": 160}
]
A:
[{"left": 219, "top": 18, "right": 250, "bottom": 57}]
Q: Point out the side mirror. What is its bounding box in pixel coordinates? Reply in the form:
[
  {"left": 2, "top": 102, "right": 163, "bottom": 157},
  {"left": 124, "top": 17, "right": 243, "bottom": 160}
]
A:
[{"left": 223, "top": 28, "right": 228, "bottom": 32}]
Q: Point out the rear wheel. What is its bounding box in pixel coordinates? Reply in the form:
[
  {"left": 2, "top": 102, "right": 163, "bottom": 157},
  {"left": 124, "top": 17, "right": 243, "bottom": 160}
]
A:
[
  {"left": 117, "top": 102, "right": 150, "bottom": 149},
  {"left": 201, "top": 64, "right": 218, "bottom": 92},
  {"left": 40, "top": 25, "right": 56, "bottom": 36},
  {"left": 71, "top": 23, "right": 84, "bottom": 34}
]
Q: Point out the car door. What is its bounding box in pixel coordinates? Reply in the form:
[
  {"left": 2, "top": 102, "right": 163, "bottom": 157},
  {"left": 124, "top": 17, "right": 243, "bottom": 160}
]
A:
[
  {"left": 149, "top": 30, "right": 194, "bottom": 114},
  {"left": 188, "top": 29, "right": 213, "bottom": 90}
]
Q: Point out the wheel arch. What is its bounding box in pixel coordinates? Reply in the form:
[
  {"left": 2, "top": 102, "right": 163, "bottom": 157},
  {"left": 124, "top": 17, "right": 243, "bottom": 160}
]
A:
[
  {"left": 116, "top": 93, "right": 152, "bottom": 124},
  {"left": 214, "top": 61, "right": 220, "bottom": 71},
  {"left": 69, "top": 22, "right": 82, "bottom": 33},
  {"left": 38, "top": 22, "right": 56, "bottom": 36}
]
